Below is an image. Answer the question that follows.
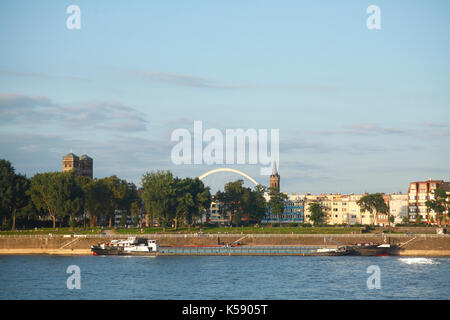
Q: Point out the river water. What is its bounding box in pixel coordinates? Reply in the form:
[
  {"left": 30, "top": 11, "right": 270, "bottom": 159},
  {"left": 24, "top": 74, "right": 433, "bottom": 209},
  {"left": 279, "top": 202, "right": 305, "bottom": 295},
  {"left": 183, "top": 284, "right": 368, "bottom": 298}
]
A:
[{"left": 0, "top": 255, "right": 448, "bottom": 300}]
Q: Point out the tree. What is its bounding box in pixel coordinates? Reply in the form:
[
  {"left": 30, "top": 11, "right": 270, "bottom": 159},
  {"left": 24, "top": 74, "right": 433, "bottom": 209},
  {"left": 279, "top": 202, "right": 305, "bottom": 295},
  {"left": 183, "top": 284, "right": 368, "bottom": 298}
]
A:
[
  {"left": 29, "top": 172, "right": 61, "bottom": 230},
  {"left": 415, "top": 214, "right": 422, "bottom": 224},
  {"left": 102, "top": 176, "right": 130, "bottom": 227},
  {"left": 357, "top": 193, "right": 389, "bottom": 225},
  {"left": 174, "top": 177, "right": 211, "bottom": 229},
  {"left": 242, "top": 185, "right": 267, "bottom": 224},
  {"left": 59, "top": 172, "right": 84, "bottom": 231},
  {"left": 141, "top": 170, "right": 177, "bottom": 228},
  {"left": 75, "top": 175, "right": 92, "bottom": 228},
  {"left": 268, "top": 187, "right": 287, "bottom": 226},
  {"left": 215, "top": 182, "right": 267, "bottom": 226},
  {"left": 29, "top": 171, "right": 83, "bottom": 230},
  {"left": 83, "top": 179, "right": 113, "bottom": 227},
  {"left": 0, "top": 160, "right": 30, "bottom": 230},
  {"left": 216, "top": 180, "right": 247, "bottom": 226},
  {"left": 120, "top": 211, "right": 127, "bottom": 227},
  {"left": 188, "top": 178, "right": 211, "bottom": 226},
  {"left": 425, "top": 187, "right": 447, "bottom": 226},
  {"left": 252, "top": 185, "right": 268, "bottom": 223},
  {"left": 309, "top": 202, "right": 325, "bottom": 226},
  {"left": 12, "top": 173, "right": 31, "bottom": 231},
  {"left": 175, "top": 184, "right": 194, "bottom": 230},
  {"left": 130, "top": 201, "right": 141, "bottom": 227},
  {"left": 389, "top": 214, "right": 395, "bottom": 226},
  {"left": 0, "top": 159, "right": 16, "bottom": 228}
]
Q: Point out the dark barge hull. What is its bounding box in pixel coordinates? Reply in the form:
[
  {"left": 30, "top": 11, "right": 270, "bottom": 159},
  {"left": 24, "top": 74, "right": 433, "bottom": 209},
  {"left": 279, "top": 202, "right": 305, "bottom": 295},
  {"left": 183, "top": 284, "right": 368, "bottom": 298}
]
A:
[
  {"left": 308, "top": 252, "right": 352, "bottom": 256},
  {"left": 347, "top": 246, "right": 389, "bottom": 256}
]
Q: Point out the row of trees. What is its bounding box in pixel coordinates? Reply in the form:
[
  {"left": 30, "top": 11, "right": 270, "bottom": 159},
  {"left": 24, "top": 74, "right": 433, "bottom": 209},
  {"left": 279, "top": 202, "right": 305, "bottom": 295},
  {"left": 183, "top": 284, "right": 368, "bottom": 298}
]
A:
[
  {"left": 3, "top": 157, "right": 449, "bottom": 230},
  {"left": 0, "top": 160, "right": 30, "bottom": 231},
  {"left": 215, "top": 180, "right": 269, "bottom": 225},
  {"left": 141, "top": 170, "right": 211, "bottom": 230},
  {"left": 140, "top": 172, "right": 288, "bottom": 228},
  {"left": 0, "top": 159, "right": 140, "bottom": 230},
  {"left": 1, "top": 158, "right": 270, "bottom": 231}
]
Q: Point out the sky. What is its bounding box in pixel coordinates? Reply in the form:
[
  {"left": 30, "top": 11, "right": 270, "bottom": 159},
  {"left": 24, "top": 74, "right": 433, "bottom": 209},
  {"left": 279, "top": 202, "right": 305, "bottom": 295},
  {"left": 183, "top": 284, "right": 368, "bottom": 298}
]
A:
[{"left": 0, "top": 0, "right": 449, "bottom": 194}]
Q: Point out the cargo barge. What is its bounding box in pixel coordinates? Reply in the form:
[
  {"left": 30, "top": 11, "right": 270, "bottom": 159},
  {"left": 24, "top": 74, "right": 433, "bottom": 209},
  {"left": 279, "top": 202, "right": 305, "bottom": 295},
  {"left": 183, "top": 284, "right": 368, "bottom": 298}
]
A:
[{"left": 91, "top": 238, "right": 396, "bottom": 256}]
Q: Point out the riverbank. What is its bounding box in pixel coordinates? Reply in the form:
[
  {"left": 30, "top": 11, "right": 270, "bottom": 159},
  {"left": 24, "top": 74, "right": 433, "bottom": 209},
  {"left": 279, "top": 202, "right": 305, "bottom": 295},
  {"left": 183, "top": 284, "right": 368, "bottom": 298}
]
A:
[
  {"left": 0, "top": 248, "right": 91, "bottom": 255},
  {"left": 1, "top": 248, "right": 450, "bottom": 256},
  {"left": 1, "top": 225, "right": 442, "bottom": 235},
  {"left": 1, "top": 234, "right": 449, "bottom": 256}
]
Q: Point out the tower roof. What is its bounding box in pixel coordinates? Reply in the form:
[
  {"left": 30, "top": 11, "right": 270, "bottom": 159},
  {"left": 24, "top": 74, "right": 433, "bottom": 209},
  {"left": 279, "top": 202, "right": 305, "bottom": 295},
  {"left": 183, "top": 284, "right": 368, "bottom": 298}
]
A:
[
  {"left": 80, "top": 154, "right": 93, "bottom": 160},
  {"left": 63, "top": 153, "right": 79, "bottom": 159},
  {"left": 271, "top": 161, "right": 278, "bottom": 175}
]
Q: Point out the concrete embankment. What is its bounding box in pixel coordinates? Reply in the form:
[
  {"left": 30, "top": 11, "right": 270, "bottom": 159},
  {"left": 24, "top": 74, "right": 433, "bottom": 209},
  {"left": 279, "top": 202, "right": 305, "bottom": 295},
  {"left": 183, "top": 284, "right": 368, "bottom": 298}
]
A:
[
  {"left": 0, "top": 234, "right": 449, "bottom": 256},
  {"left": 0, "top": 248, "right": 91, "bottom": 255}
]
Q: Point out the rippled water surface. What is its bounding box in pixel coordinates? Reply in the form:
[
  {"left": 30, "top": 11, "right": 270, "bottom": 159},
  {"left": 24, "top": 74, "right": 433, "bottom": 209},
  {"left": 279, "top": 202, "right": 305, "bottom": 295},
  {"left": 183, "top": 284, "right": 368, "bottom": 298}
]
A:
[{"left": 0, "top": 255, "right": 448, "bottom": 299}]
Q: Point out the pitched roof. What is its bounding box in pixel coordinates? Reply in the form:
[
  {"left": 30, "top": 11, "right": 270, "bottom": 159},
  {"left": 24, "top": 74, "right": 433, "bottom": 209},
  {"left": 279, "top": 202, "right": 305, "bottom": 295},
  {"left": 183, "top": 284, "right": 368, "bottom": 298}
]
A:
[
  {"left": 272, "top": 161, "right": 278, "bottom": 175},
  {"left": 63, "top": 153, "right": 79, "bottom": 159},
  {"left": 80, "top": 154, "right": 92, "bottom": 160}
]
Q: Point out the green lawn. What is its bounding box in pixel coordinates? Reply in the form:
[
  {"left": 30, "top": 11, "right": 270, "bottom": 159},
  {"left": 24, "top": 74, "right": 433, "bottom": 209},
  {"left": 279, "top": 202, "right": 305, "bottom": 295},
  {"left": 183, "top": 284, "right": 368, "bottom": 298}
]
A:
[
  {"left": 0, "top": 227, "right": 103, "bottom": 235},
  {"left": 0, "top": 226, "right": 364, "bottom": 235},
  {"left": 114, "top": 226, "right": 364, "bottom": 235},
  {"left": 0, "top": 224, "right": 438, "bottom": 236}
]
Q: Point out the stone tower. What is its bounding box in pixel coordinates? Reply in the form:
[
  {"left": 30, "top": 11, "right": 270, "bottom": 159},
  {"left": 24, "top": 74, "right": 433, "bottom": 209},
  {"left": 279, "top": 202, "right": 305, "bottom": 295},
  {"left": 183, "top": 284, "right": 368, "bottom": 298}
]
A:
[
  {"left": 79, "top": 154, "right": 93, "bottom": 179},
  {"left": 62, "top": 153, "right": 80, "bottom": 175},
  {"left": 62, "top": 152, "right": 93, "bottom": 178},
  {"left": 269, "top": 161, "right": 280, "bottom": 192}
]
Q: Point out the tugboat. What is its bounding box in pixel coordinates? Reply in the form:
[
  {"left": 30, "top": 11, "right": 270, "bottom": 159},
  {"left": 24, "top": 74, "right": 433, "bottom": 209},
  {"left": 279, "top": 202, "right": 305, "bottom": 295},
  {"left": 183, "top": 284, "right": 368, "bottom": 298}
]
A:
[
  {"left": 91, "top": 237, "right": 159, "bottom": 256},
  {"left": 347, "top": 243, "right": 391, "bottom": 256}
]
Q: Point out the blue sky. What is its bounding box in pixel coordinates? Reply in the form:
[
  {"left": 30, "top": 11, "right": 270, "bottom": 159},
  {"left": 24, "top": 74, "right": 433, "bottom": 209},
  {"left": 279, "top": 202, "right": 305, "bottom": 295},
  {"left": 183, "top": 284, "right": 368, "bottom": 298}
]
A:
[{"left": 1, "top": 0, "right": 449, "bottom": 194}]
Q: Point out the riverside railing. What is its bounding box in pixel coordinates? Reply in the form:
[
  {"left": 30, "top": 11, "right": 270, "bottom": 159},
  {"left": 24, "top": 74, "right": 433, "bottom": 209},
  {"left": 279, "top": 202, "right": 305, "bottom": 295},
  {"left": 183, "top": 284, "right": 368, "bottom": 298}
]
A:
[{"left": 0, "top": 233, "right": 448, "bottom": 239}]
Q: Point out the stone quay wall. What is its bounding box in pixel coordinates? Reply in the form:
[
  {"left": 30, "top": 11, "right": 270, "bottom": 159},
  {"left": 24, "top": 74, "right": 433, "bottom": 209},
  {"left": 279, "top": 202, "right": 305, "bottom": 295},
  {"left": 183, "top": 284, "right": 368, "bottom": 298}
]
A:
[{"left": 0, "top": 234, "right": 449, "bottom": 256}]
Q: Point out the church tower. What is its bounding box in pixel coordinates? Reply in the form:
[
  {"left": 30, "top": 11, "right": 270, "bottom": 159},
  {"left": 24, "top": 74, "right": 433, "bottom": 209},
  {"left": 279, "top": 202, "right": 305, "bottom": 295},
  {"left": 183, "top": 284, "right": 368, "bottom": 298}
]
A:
[{"left": 269, "top": 161, "right": 280, "bottom": 192}]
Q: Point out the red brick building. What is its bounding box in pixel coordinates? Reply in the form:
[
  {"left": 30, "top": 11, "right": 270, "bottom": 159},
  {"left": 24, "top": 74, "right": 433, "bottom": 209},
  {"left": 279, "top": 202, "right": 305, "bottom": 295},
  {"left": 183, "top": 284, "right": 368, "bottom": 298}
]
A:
[{"left": 408, "top": 179, "right": 450, "bottom": 224}]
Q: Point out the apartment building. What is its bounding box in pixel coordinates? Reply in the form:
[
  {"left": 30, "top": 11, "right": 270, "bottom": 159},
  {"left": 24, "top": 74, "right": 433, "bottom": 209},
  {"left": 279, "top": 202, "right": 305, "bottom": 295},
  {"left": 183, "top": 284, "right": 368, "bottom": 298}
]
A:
[
  {"left": 262, "top": 193, "right": 304, "bottom": 224},
  {"left": 408, "top": 179, "right": 450, "bottom": 223},
  {"left": 301, "top": 194, "right": 375, "bottom": 225},
  {"left": 389, "top": 193, "right": 408, "bottom": 225},
  {"left": 206, "top": 200, "right": 230, "bottom": 225}
]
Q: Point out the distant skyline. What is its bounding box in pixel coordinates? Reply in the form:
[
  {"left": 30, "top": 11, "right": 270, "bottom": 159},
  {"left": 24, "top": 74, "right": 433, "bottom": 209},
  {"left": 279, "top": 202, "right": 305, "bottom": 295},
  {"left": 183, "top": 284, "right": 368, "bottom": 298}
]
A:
[{"left": 1, "top": 0, "right": 450, "bottom": 194}]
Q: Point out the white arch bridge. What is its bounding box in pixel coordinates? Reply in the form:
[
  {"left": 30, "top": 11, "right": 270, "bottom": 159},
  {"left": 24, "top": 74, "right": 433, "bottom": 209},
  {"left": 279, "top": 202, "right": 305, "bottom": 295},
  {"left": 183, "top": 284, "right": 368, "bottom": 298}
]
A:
[{"left": 198, "top": 168, "right": 260, "bottom": 186}]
